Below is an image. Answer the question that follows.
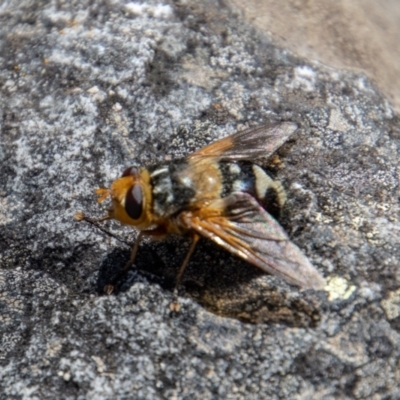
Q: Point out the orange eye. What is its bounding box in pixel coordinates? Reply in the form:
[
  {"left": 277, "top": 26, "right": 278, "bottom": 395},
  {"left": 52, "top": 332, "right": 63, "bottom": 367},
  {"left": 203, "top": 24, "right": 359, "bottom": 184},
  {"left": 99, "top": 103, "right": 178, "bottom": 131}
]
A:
[{"left": 125, "top": 184, "right": 143, "bottom": 219}]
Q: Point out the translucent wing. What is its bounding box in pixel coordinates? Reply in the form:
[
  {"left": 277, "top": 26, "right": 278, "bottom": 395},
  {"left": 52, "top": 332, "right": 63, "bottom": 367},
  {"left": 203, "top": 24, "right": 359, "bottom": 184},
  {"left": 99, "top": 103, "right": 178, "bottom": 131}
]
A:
[
  {"left": 179, "top": 192, "right": 325, "bottom": 290},
  {"left": 189, "top": 122, "right": 297, "bottom": 161}
]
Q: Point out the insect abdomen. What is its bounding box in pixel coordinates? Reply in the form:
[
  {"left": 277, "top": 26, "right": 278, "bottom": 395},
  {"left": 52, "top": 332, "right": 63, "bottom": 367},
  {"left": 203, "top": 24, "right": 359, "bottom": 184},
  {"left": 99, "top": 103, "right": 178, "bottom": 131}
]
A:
[{"left": 219, "top": 161, "right": 286, "bottom": 219}]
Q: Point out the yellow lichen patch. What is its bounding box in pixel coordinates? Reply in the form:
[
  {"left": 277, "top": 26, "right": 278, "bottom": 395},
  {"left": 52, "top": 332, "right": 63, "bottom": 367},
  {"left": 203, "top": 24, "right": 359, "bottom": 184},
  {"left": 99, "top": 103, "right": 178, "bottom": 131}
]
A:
[
  {"left": 381, "top": 289, "right": 400, "bottom": 320},
  {"left": 325, "top": 276, "right": 356, "bottom": 301}
]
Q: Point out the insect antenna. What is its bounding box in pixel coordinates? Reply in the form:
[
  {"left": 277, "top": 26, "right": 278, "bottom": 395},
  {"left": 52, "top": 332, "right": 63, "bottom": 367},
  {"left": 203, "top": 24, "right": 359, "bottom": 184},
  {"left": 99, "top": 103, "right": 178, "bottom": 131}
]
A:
[{"left": 74, "top": 211, "right": 131, "bottom": 247}]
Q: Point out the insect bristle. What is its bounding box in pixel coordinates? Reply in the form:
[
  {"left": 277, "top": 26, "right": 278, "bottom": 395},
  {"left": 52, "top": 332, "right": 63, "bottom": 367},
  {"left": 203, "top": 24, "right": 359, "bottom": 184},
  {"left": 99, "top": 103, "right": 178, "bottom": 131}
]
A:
[
  {"left": 96, "top": 188, "right": 111, "bottom": 203},
  {"left": 74, "top": 211, "right": 86, "bottom": 221}
]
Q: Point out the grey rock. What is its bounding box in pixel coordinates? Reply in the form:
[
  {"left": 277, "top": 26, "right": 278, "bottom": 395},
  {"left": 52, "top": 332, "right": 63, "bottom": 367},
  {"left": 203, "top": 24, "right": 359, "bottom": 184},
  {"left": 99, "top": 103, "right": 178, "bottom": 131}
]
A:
[{"left": 1, "top": 0, "right": 399, "bottom": 399}]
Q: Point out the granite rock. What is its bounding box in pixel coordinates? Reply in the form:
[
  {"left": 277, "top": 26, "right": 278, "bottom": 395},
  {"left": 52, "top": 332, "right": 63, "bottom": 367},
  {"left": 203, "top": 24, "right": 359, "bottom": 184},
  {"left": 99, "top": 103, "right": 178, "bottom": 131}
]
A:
[{"left": 1, "top": 0, "right": 399, "bottom": 399}]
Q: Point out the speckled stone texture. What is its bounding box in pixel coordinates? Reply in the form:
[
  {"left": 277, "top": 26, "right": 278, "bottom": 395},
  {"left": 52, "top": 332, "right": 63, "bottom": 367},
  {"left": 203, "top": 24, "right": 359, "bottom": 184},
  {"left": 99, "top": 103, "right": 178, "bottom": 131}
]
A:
[{"left": 1, "top": 1, "right": 399, "bottom": 399}]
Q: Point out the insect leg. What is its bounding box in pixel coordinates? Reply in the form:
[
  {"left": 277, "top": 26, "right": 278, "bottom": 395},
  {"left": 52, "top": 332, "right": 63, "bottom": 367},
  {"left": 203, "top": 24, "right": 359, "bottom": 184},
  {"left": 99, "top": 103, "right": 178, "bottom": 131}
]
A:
[
  {"left": 103, "top": 226, "right": 170, "bottom": 295},
  {"left": 103, "top": 231, "right": 144, "bottom": 295},
  {"left": 74, "top": 211, "right": 110, "bottom": 223},
  {"left": 122, "top": 231, "right": 144, "bottom": 271},
  {"left": 170, "top": 233, "right": 200, "bottom": 311}
]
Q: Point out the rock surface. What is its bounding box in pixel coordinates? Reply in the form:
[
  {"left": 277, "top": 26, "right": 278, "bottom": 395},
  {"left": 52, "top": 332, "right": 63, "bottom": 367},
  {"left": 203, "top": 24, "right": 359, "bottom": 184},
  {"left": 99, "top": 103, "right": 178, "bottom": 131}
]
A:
[
  {"left": 1, "top": 0, "right": 399, "bottom": 399},
  {"left": 230, "top": 0, "right": 400, "bottom": 114}
]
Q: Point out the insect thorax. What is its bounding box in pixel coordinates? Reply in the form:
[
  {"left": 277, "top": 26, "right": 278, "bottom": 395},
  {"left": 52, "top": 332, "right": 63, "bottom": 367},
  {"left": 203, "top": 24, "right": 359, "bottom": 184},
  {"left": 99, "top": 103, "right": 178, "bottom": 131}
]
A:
[{"left": 147, "top": 160, "right": 196, "bottom": 217}]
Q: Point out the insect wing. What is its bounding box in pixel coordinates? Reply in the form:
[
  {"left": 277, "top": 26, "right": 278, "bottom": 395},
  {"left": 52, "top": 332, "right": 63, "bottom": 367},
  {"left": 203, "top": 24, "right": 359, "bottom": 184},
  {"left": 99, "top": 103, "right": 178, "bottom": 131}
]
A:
[
  {"left": 180, "top": 192, "right": 325, "bottom": 290},
  {"left": 189, "top": 122, "right": 297, "bottom": 161}
]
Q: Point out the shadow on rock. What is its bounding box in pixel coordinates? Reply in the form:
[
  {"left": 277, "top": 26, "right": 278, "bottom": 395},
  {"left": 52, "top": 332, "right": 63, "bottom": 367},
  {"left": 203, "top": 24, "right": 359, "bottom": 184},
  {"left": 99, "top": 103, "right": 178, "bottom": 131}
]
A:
[{"left": 97, "top": 237, "right": 324, "bottom": 328}]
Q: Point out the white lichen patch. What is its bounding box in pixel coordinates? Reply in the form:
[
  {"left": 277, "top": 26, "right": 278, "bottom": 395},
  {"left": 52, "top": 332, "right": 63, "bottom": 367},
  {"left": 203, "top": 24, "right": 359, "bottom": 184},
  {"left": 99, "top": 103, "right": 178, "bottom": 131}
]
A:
[
  {"left": 288, "top": 66, "right": 317, "bottom": 92},
  {"left": 46, "top": 340, "right": 63, "bottom": 358},
  {"left": 325, "top": 276, "right": 357, "bottom": 302},
  {"left": 0, "top": 196, "right": 20, "bottom": 225},
  {"left": 381, "top": 289, "right": 400, "bottom": 320},
  {"left": 124, "top": 3, "right": 173, "bottom": 19},
  {"left": 328, "top": 108, "right": 352, "bottom": 132},
  {"left": 313, "top": 212, "right": 334, "bottom": 225},
  {"left": 322, "top": 328, "right": 369, "bottom": 366}
]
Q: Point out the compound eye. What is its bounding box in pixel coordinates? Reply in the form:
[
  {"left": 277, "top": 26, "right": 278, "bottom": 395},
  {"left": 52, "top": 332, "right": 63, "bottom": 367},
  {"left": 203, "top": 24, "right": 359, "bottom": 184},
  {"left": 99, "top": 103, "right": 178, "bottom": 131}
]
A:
[
  {"left": 125, "top": 184, "right": 143, "bottom": 220},
  {"left": 122, "top": 166, "right": 139, "bottom": 177}
]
